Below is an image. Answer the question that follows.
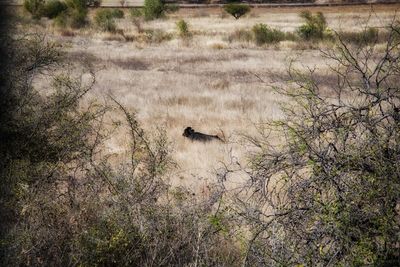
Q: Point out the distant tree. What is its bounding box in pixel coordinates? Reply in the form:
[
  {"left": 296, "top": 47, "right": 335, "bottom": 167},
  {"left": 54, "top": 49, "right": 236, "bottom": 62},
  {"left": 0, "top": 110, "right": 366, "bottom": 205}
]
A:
[
  {"left": 143, "top": 0, "right": 165, "bottom": 20},
  {"left": 224, "top": 3, "right": 250, "bottom": 20}
]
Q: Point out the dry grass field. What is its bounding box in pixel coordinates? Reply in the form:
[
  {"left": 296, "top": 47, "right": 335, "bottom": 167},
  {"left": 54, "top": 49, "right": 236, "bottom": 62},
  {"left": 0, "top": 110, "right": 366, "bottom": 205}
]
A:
[{"left": 22, "top": 4, "right": 399, "bottom": 190}]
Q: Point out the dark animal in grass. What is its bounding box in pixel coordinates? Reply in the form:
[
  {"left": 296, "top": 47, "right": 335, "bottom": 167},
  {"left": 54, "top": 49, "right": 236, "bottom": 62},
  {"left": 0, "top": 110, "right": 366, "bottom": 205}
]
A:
[{"left": 183, "top": 127, "right": 223, "bottom": 142}]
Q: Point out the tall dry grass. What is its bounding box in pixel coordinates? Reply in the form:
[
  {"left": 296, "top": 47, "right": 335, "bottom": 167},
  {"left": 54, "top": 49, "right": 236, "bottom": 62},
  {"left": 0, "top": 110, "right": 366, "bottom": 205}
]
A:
[{"left": 27, "top": 5, "right": 398, "bottom": 190}]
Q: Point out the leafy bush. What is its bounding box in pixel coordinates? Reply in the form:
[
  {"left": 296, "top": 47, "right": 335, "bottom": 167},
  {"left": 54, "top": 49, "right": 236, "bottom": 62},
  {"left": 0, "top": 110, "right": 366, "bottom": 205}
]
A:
[
  {"left": 252, "top": 23, "right": 285, "bottom": 45},
  {"left": 176, "top": 19, "right": 191, "bottom": 39},
  {"left": 65, "top": 0, "right": 87, "bottom": 28},
  {"left": 42, "top": 0, "right": 67, "bottom": 19},
  {"left": 143, "top": 0, "right": 165, "bottom": 20},
  {"left": 95, "top": 9, "right": 117, "bottom": 32},
  {"left": 130, "top": 7, "right": 142, "bottom": 18},
  {"left": 87, "top": 0, "right": 101, "bottom": 6},
  {"left": 111, "top": 8, "right": 124, "bottom": 18},
  {"left": 223, "top": 3, "right": 250, "bottom": 20},
  {"left": 24, "top": 0, "right": 44, "bottom": 19},
  {"left": 53, "top": 10, "right": 68, "bottom": 27},
  {"left": 297, "top": 11, "right": 327, "bottom": 40}
]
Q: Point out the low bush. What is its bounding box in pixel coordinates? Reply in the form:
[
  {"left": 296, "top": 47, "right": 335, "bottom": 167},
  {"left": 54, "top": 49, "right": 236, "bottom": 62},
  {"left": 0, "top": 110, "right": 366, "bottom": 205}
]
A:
[
  {"left": 53, "top": 10, "right": 68, "bottom": 27},
  {"left": 176, "top": 19, "right": 191, "bottom": 39},
  {"left": 297, "top": 11, "right": 327, "bottom": 40},
  {"left": 42, "top": 0, "right": 67, "bottom": 19},
  {"left": 95, "top": 9, "right": 119, "bottom": 32},
  {"left": 143, "top": 0, "right": 164, "bottom": 20},
  {"left": 252, "top": 23, "right": 285, "bottom": 45},
  {"left": 66, "top": 0, "right": 88, "bottom": 28},
  {"left": 87, "top": 0, "right": 101, "bottom": 6},
  {"left": 224, "top": 3, "right": 250, "bottom": 20},
  {"left": 111, "top": 8, "right": 124, "bottom": 18},
  {"left": 130, "top": 7, "right": 142, "bottom": 18},
  {"left": 24, "top": 0, "right": 44, "bottom": 19}
]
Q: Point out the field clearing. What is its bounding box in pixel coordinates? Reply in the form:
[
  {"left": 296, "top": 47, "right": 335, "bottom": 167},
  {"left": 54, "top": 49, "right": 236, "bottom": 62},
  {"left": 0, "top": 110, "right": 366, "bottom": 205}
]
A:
[{"left": 28, "top": 5, "right": 399, "bottom": 190}]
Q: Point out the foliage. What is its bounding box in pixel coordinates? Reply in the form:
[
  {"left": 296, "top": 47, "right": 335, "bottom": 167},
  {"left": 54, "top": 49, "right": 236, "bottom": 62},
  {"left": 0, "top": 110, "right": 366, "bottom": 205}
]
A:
[
  {"left": 0, "top": 31, "right": 240, "bottom": 266},
  {"left": 23, "top": 0, "right": 44, "bottom": 19},
  {"left": 130, "top": 7, "right": 142, "bottom": 18},
  {"left": 176, "top": 19, "right": 191, "bottom": 39},
  {"left": 252, "top": 23, "right": 285, "bottom": 45},
  {"left": 143, "top": 0, "right": 165, "bottom": 20},
  {"left": 41, "top": 0, "right": 67, "bottom": 18},
  {"left": 111, "top": 8, "right": 124, "bottom": 18},
  {"left": 65, "top": 0, "right": 88, "bottom": 28},
  {"left": 86, "top": 0, "right": 101, "bottom": 6},
  {"left": 223, "top": 3, "right": 250, "bottom": 20},
  {"left": 94, "top": 9, "right": 121, "bottom": 32},
  {"left": 231, "top": 21, "right": 400, "bottom": 266},
  {"left": 297, "top": 11, "right": 327, "bottom": 40},
  {"left": 53, "top": 10, "right": 68, "bottom": 27}
]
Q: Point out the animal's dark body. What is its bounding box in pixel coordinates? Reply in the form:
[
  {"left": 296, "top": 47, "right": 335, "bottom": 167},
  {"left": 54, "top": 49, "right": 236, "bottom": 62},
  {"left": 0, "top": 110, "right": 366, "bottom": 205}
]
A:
[{"left": 183, "top": 127, "right": 223, "bottom": 142}]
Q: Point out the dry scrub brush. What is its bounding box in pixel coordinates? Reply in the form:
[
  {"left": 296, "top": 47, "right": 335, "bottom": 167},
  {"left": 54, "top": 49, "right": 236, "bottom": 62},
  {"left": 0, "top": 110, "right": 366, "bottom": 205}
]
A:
[
  {"left": 0, "top": 32, "right": 239, "bottom": 266},
  {"left": 221, "top": 19, "right": 400, "bottom": 266}
]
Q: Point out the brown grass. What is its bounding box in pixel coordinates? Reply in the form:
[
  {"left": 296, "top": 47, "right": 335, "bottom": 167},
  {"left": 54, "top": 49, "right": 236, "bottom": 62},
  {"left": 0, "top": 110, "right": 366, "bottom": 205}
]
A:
[{"left": 24, "top": 4, "right": 398, "bottom": 191}]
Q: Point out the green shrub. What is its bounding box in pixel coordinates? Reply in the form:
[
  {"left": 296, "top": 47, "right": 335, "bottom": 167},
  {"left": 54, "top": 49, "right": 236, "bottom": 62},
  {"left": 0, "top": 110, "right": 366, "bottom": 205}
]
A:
[
  {"left": 252, "top": 23, "right": 285, "bottom": 45},
  {"left": 42, "top": 0, "right": 67, "bottom": 19},
  {"left": 24, "top": 0, "right": 44, "bottom": 19},
  {"left": 130, "top": 7, "right": 142, "bottom": 18},
  {"left": 143, "top": 0, "right": 164, "bottom": 20},
  {"left": 297, "top": 11, "right": 327, "bottom": 40},
  {"left": 95, "top": 9, "right": 117, "bottom": 32},
  {"left": 87, "top": 0, "right": 101, "bottom": 6},
  {"left": 65, "top": 0, "right": 88, "bottom": 28},
  {"left": 223, "top": 3, "right": 250, "bottom": 20},
  {"left": 53, "top": 10, "right": 68, "bottom": 27},
  {"left": 111, "top": 8, "right": 124, "bottom": 18},
  {"left": 176, "top": 19, "right": 191, "bottom": 39}
]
